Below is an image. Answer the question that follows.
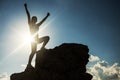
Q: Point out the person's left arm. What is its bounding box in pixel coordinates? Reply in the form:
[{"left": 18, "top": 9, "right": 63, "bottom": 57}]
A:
[{"left": 37, "top": 12, "right": 50, "bottom": 27}]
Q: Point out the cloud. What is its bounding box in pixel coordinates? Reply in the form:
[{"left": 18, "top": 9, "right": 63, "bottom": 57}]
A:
[
  {"left": 89, "top": 55, "right": 100, "bottom": 62},
  {"left": 87, "top": 55, "right": 120, "bottom": 80},
  {"left": 0, "top": 72, "right": 9, "bottom": 80}
]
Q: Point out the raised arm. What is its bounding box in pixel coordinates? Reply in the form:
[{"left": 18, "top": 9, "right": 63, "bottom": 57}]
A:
[
  {"left": 24, "top": 3, "right": 31, "bottom": 24},
  {"left": 37, "top": 12, "right": 50, "bottom": 27}
]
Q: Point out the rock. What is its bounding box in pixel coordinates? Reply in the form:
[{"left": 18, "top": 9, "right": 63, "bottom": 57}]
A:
[{"left": 10, "top": 43, "right": 93, "bottom": 80}]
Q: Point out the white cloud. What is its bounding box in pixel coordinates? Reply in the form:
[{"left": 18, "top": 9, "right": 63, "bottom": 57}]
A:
[
  {"left": 87, "top": 55, "right": 120, "bottom": 80},
  {"left": 89, "top": 55, "right": 100, "bottom": 62},
  {"left": 0, "top": 72, "right": 9, "bottom": 80}
]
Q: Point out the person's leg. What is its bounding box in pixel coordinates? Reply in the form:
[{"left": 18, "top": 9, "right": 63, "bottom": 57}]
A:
[
  {"left": 28, "top": 42, "right": 37, "bottom": 66},
  {"left": 37, "top": 36, "right": 50, "bottom": 49}
]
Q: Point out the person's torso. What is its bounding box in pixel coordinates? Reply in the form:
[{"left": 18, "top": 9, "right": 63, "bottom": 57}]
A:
[
  {"left": 29, "top": 23, "right": 39, "bottom": 41},
  {"left": 29, "top": 23, "right": 39, "bottom": 34}
]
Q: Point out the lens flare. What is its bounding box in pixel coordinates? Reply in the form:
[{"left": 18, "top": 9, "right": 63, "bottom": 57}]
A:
[{"left": 24, "top": 35, "right": 33, "bottom": 43}]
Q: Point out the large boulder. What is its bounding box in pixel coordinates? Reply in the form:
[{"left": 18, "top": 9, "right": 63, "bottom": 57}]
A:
[{"left": 11, "top": 43, "right": 93, "bottom": 80}]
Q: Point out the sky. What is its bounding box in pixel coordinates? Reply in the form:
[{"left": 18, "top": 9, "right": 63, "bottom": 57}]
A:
[{"left": 0, "top": 0, "right": 120, "bottom": 80}]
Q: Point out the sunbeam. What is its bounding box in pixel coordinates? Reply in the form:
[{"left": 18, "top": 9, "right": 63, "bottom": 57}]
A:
[{"left": 0, "top": 16, "right": 56, "bottom": 66}]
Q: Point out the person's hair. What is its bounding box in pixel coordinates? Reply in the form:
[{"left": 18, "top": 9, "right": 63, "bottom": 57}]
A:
[{"left": 32, "top": 16, "right": 37, "bottom": 23}]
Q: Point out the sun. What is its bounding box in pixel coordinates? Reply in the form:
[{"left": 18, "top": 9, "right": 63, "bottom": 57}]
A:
[
  {"left": 23, "top": 34, "right": 34, "bottom": 43},
  {"left": 24, "top": 35, "right": 33, "bottom": 43},
  {"left": 23, "top": 32, "right": 39, "bottom": 44}
]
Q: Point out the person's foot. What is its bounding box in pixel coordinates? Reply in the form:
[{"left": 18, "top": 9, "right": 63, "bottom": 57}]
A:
[
  {"left": 41, "top": 46, "right": 45, "bottom": 50},
  {"left": 36, "top": 47, "right": 45, "bottom": 53}
]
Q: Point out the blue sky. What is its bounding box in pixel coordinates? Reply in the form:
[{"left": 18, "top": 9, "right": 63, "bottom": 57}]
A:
[{"left": 0, "top": 0, "right": 120, "bottom": 79}]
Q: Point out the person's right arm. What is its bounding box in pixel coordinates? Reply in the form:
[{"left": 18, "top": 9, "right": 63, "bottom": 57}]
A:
[{"left": 24, "top": 3, "right": 31, "bottom": 24}]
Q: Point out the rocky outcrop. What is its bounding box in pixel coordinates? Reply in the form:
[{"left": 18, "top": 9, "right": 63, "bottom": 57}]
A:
[{"left": 11, "top": 43, "right": 93, "bottom": 80}]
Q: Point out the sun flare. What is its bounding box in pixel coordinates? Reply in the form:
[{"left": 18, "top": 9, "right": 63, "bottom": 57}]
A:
[{"left": 24, "top": 35, "right": 33, "bottom": 43}]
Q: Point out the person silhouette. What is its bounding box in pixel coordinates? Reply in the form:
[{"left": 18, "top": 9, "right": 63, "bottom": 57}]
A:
[{"left": 24, "top": 3, "right": 50, "bottom": 67}]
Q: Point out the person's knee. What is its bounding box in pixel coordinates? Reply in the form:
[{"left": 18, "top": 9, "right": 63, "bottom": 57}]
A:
[{"left": 44, "top": 36, "right": 50, "bottom": 42}]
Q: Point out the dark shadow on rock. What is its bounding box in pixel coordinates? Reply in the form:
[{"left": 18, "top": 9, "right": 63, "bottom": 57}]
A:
[{"left": 10, "top": 43, "right": 93, "bottom": 80}]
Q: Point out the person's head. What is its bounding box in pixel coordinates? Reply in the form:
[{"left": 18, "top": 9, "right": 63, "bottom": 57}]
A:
[{"left": 32, "top": 16, "right": 37, "bottom": 23}]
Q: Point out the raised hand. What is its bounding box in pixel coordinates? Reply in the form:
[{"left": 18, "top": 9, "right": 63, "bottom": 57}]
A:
[
  {"left": 24, "top": 3, "right": 27, "bottom": 7},
  {"left": 47, "top": 12, "right": 50, "bottom": 16}
]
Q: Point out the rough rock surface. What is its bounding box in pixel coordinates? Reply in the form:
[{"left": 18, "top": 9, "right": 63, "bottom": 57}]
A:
[{"left": 11, "top": 43, "right": 93, "bottom": 80}]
